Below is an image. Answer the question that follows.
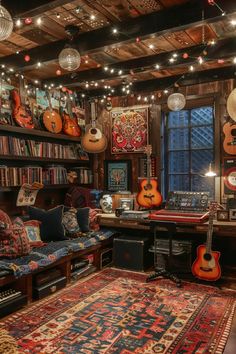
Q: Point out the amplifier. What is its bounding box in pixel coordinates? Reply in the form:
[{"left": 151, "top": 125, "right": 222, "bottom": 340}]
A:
[
  {"left": 113, "top": 235, "right": 153, "bottom": 271},
  {"left": 33, "top": 276, "right": 67, "bottom": 300}
]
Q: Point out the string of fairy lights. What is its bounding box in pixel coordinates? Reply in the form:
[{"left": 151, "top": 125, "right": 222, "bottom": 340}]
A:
[{"left": 0, "top": 0, "right": 235, "bottom": 105}]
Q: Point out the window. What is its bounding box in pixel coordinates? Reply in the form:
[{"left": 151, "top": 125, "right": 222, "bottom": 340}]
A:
[{"left": 162, "top": 106, "right": 215, "bottom": 199}]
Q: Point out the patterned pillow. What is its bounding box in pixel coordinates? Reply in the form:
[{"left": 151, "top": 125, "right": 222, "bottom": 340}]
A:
[
  {"left": 0, "top": 209, "right": 12, "bottom": 239},
  {"left": 62, "top": 208, "right": 81, "bottom": 236},
  {"left": 24, "top": 220, "right": 44, "bottom": 247},
  {"left": 89, "top": 208, "right": 100, "bottom": 231},
  {"left": 0, "top": 217, "right": 31, "bottom": 258}
]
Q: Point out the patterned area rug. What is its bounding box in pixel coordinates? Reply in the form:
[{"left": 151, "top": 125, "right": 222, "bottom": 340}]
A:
[{"left": 1, "top": 268, "right": 236, "bottom": 353}]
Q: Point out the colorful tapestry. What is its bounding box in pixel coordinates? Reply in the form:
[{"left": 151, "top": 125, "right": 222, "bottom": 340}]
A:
[
  {"left": 2, "top": 269, "right": 236, "bottom": 353},
  {"left": 111, "top": 106, "right": 148, "bottom": 153}
]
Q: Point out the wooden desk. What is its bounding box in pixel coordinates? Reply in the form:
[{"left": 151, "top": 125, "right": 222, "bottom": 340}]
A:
[{"left": 98, "top": 213, "right": 236, "bottom": 238}]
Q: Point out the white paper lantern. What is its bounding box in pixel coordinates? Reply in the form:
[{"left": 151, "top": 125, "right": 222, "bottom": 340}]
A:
[
  {"left": 167, "top": 92, "right": 186, "bottom": 111},
  {"left": 58, "top": 47, "right": 81, "bottom": 71},
  {"left": 0, "top": 5, "right": 13, "bottom": 41}
]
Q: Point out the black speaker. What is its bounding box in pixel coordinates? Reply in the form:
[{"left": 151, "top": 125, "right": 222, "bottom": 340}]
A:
[{"left": 113, "top": 235, "right": 153, "bottom": 271}]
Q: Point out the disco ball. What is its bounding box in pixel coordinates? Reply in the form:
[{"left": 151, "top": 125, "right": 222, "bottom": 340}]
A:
[
  {"left": 167, "top": 92, "right": 186, "bottom": 111},
  {"left": 0, "top": 5, "right": 13, "bottom": 41},
  {"left": 58, "top": 47, "right": 81, "bottom": 71}
]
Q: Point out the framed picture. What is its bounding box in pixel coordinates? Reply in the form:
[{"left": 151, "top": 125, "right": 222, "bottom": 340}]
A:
[
  {"left": 104, "top": 160, "right": 131, "bottom": 192},
  {"left": 111, "top": 105, "right": 149, "bottom": 154},
  {"left": 119, "top": 198, "right": 134, "bottom": 211},
  {"left": 217, "top": 210, "right": 229, "bottom": 221}
]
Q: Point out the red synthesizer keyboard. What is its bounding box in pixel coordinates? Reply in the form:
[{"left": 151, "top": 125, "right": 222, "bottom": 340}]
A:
[{"left": 149, "top": 209, "right": 209, "bottom": 223}]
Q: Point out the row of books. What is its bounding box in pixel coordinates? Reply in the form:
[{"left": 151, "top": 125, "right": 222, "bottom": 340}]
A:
[
  {"left": 0, "top": 165, "right": 92, "bottom": 187},
  {"left": 71, "top": 167, "right": 93, "bottom": 185},
  {"left": 0, "top": 136, "right": 89, "bottom": 160}
]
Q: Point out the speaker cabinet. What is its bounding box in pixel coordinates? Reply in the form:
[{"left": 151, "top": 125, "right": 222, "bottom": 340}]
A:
[{"left": 113, "top": 235, "right": 153, "bottom": 271}]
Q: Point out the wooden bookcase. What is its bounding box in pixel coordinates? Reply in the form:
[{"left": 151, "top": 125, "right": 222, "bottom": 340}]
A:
[{"left": 0, "top": 125, "right": 92, "bottom": 213}]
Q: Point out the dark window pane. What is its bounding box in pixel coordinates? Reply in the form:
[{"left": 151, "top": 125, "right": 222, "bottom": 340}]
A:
[
  {"left": 168, "top": 128, "right": 189, "bottom": 149},
  {"left": 191, "top": 106, "right": 213, "bottom": 126},
  {"left": 191, "top": 175, "right": 215, "bottom": 197},
  {"left": 169, "top": 175, "right": 189, "bottom": 191},
  {"left": 191, "top": 126, "right": 214, "bottom": 148},
  {"left": 168, "top": 110, "right": 189, "bottom": 128},
  {"left": 169, "top": 151, "right": 189, "bottom": 173},
  {"left": 191, "top": 150, "right": 214, "bottom": 174}
]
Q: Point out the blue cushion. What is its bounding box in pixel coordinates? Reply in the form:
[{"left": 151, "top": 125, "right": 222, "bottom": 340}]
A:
[
  {"left": 28, "top": 206, "right": 67, "bottom": 242},
  {"left": 76, "top": 207, "right": 90, "bottom": 232}
]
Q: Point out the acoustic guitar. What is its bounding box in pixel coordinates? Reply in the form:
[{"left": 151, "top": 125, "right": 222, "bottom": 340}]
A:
[
  {"left": 223, "top": 121, "right": 236, "bottom": 155},
  {"left": 136, "top": 145, "right": 162, "bottom": 208},
  {"left": 62, "top": 92, "right": 81, "bottom": 137},
  {"left": 192, "top": 202, "right": 221, "bottom": 281},
  {"left": 11, "top": 77, "right": 34, "bottom": 129},
  {"left": 81, "top": 101, "right": 107, "bottom": 153},
  {"left": 42, "top": 90, "right": 62, "bottom": 133}
]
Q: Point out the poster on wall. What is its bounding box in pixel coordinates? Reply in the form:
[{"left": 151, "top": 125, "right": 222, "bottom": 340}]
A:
[
  {"left": 223, "top": 158, "right": 236, "bottom": 194},
  {"left": 104, "top": 160, "right": 131, "bottom": 192},
  {"left": 0, "top": 82, "right": 14, "bottom": 125},
  {"left": 111, "top": 106, "right": 148, "bottom": 154}
]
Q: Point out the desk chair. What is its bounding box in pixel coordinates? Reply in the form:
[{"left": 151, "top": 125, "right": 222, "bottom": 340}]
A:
[{"left": 146, "top": 221, "right": 181, "bottom": 287}]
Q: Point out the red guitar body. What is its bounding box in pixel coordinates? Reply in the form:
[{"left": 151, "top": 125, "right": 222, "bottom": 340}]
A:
[
  {"left": 223, "top": 122, "right": 236, "bottom": 155},
  {"left": 136, "top": 178, "right": 162, "bottom": 208},
  {"left": 11, "top": 89, "right": 34, "bottom": 129},
  {"left": 62, "top": 112, "right": 81, "bottom": 137},
  {"left": 191, "top": 245, "right": 221, "bottom": 281}
]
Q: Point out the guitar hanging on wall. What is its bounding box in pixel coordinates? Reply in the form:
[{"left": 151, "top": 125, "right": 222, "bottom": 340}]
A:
[
  {"left": 42, "top": 90, "right": 62, "bottom": 133},
  {"left": 81, "top": 101, "right": 107, "bottom": 153},
  {"left": 223, "top": 121, "right": 236, "bottom": 155},
  {"left": 62, "top": 92, "right": 81, "bottom": 137},
  {"left": 191, "top": 202, "right": 221, "bottom": 281},
  {"left": 11, "top": 77, "right": 34, "bottom": 129},
  {"left": 136, "top": 145, "right": 162, "bottom": 208}
]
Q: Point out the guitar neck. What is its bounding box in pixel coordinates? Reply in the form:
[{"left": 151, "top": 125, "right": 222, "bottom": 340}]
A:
[
  {"left": 91, "top": 102, "right": 96, "bottom": 128},
  {"left": 146, "top": 154, "right": 151, "bottom": 183}
]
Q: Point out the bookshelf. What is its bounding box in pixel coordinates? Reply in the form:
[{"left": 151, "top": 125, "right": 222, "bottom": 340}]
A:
[{"left": 0, "top": 125, "right": 92, "bottom": 190}]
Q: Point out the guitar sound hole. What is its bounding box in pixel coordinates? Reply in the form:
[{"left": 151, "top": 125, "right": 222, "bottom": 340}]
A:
[
  {"left": 232, "top": 128, "right": 236, "bottom": 137},
  {"left": 144, "top": 184, "right": 152, "bottom": 190},
  {"left": 203, "top": 253, "right": 212, "bottom": 261},
  {"left": 90, "top": 128, "right": 97, "bottom": 135}
]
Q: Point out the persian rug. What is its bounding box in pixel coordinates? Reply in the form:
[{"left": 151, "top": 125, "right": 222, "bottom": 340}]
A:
[{"left": 1, "top": 268, "right": 236, "bottom": 354}]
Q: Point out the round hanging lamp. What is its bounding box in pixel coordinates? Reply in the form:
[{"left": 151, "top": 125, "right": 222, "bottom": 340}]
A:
[
  {"left": 58, "top": 47, "right": 81, "bottom": 72},
  {"left": 167, "top": 92, "right": 186, "bottom": 111},
  {"left": 0, "top": 4, "right": 13, "bottom": 41}
]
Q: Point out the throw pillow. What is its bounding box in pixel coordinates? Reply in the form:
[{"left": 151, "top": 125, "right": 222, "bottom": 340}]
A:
[
  {"left": 62, "top": 208, "right": 81, "bottom": 236},
  {"left": 24, "top": 220, "right": 45, "bottom": 247},
  {"left": 89, "top": 208, "right": 100, "bottom": 231},
  {"left": 0, "top": 217, "right": 31, "bottom": 258},
  {"left": 28, "top": 205, "right": 67, "bottom": 242},
  {"left": 76, "top": 207, "right": 90, "bottom": 232}
]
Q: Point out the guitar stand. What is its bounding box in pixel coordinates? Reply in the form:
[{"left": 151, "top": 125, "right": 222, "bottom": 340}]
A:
[{"left": 146, "top": 221, "right": 182, "bottom": 287}]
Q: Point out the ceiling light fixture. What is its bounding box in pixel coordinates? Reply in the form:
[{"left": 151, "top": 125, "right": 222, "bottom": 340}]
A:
[
  {"left": 58, "top": 25, "right": 81, "bottom": 72},
  {"left": 0, "top": 2, "right": 13, "bottom": 41}
]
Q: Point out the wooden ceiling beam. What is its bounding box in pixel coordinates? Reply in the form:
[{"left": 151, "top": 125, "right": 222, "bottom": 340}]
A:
[
  {"left": 85, "top": 65, "right": 236, "bottom": 97},
  {"left": 42, "top": 37, "right": 236, "bottom": 87},
  {"left": 1, "top": 0, "right": 236, "bottom": 70},
  {"left": 2, "top": 0, "right": 72, "bottom": 17}
]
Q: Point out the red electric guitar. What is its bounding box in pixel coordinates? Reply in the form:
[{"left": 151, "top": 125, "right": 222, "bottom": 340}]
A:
[
  {"left": 62, "top": 92, "right": 81, "bottom": 137},
  {"left": 192, "top": 202, "right": 221, "bottom": 281},
  {"left": 136, "top": 145, "right": 162, "bottom": 208},
  {"left": 11, "top": 77, "right": 34, "bottom": 129}
]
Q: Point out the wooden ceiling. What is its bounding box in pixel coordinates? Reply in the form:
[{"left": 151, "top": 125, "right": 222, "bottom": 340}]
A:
[{"left": 1, "top": 0, "right": 236, "bottom": 98}]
